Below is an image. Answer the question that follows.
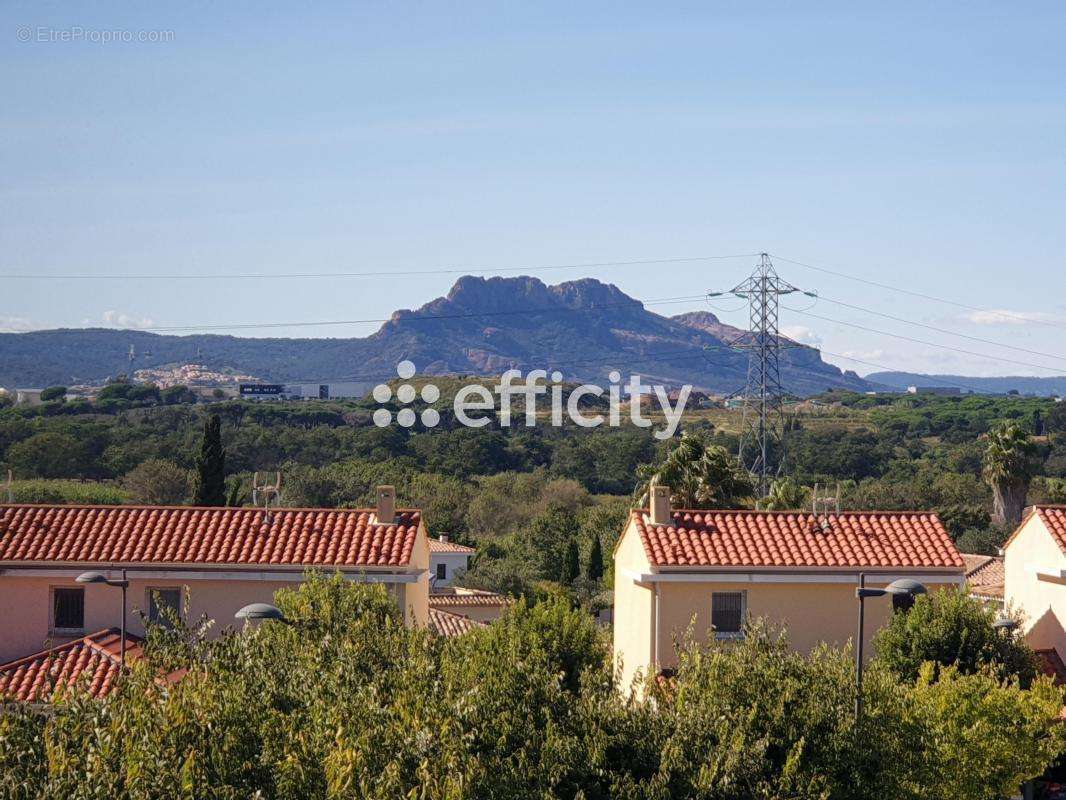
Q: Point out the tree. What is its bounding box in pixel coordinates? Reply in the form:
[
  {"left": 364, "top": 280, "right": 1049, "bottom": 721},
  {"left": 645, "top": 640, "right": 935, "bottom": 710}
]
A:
[
  {"left": 39, "top": 386, "right": 67, "bottom": 402},
  {"left": 635, "top": 432, "right": 755, "bottom": 509},
  {"left": 121, "top": 459, "right": 189, "bottom": 505},
  {"left": 5, "top": 432, "right": 85, "bottom": 479},
  {"left": 874, "top": 588, "right": 1038, "bottom": 687},
  {"left": 586, "top": 534, "right": 604, "bottom": 581},
  {"left": 983, "top": 422, "right": 1038, "bottom": 527},
  {"left": 193, "top": 415, "right": 227, "bottom": 506},
  {"left": 161, "top": 385, "right": 197, "bottom": 405},
  {"left": 757, "top": 476, "right": 810, "bottom": 510},
  {"left": 560, "top": 537, "right": 580, "bottom": 584},
  {"left": 1047, "top": 400, "right": 1066, "bottom": 435}
]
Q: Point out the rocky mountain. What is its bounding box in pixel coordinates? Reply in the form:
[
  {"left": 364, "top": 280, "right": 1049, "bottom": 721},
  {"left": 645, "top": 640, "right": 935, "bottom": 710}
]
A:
[{"left": 0, "top": 276, "right": 870, "bottom": 395}]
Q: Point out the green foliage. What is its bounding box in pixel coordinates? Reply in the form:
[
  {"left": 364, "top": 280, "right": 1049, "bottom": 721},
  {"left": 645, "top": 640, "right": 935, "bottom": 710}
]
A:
[
  {"left": 0, "top": 580, "right": 1062, "bottom": 799},
  {"left": 7, "top": 479, "right": 129, "bottom": 504},
  {"left": 561, "top": 537, "right": 580, "bottom": 584},
  {"left": 757, "top": 476, "right": 810, "bottom": 510},
  {"left": 193, "top": 414, "right": 227, "bottom": 506},
  {"left": 587, "top": 533, "right": 604, "bottom": 581},
  {"left": 635, "top": 432, "right": 755, "bottom": 508},
  {"left": 121, "top": 458, "right": 189, "bottom": 505},
  {"left": 874, "top": 589, "right": 1038, "bottom": 686},
  {"left": 983, "top": 422, "right": 1040, "bottom": 526},
  {"left": 937, "top": 503, "right": 992, "bottom": 539},
  {"left": 39, "top": 386, "right": 67, "bottom": 402},
  {"left": 5, "top": 432, "right": 89, "bottom": 478},
  {"left": 954, "top": 526, "right": 1005, "bottom": 555}
]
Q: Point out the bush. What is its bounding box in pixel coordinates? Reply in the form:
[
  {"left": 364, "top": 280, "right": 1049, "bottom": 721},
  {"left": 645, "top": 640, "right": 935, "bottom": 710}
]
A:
[
  {"left": 8, "top": 479, "right": 129, "bottom": 504},
  {"left": 874, "top": 588, "right": 1038, "bottom": 686},
  {"left": 121, "top": 459, "right": 190, "bottom": 505},
  {"left": 39, "top": 386, "right": 67, "bottom": 402}
]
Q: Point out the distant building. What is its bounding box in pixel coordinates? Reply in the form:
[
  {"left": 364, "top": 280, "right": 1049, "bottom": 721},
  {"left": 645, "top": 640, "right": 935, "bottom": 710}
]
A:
[
  {"left": 429, "top": 535, "right": 475, "bottom": 587},
  {"left": 14, "top": 389, "right": 43, "bottom": 406},
  {"left": 906, "top": 386, "right": 962, "bottom": 396},
  {"left": 238, "top": 381, "right": 374, "bottom": 401}
]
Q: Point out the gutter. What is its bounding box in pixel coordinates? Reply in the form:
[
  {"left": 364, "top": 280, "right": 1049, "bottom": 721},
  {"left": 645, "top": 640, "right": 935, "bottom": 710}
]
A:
[
  {"left": 621, "top": 569, "right": 964, "bottom": 586},
  {"left": 0, "top": 566, "right": 427, "bottom": 584}
]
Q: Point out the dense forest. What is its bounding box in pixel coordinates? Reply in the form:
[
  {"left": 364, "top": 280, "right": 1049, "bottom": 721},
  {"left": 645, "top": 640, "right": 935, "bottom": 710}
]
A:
[{"left": 2, "top": 382, "right": 1065, "bottom": 600}]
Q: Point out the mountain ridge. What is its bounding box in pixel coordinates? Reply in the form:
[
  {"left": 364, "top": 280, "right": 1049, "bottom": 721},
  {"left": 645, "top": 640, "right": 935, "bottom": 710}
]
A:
[{"left": 0, "top": 276, "right": 869, "bottom": 395}]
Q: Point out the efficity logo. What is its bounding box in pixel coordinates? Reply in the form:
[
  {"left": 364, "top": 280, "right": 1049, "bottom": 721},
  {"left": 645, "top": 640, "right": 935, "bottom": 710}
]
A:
[{"left": 372, "top": 361, "right": 690, "bottom": 440}]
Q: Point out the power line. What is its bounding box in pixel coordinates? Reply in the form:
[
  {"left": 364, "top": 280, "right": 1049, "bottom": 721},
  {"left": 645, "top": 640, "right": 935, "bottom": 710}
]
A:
[
  {"left": 771, "top": 253, "right": 1066, "bottom": 332},
  {"left": 110, "top": 294, "right": 710, "bottom": 334},
  {"left": 0, "top": 253, "right": 761, "bottom": 281},
  {"left": 790, "top": 308, "right": 1066, "bottom": 374},
  {"left": 800, "top": 295, "right": 1066, "bottom": 367}
]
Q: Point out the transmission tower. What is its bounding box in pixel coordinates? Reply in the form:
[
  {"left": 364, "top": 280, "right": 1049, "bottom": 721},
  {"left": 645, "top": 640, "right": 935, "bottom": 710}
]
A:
[{"left": 710, "top": 253, "right": 813, "bottom": 495}]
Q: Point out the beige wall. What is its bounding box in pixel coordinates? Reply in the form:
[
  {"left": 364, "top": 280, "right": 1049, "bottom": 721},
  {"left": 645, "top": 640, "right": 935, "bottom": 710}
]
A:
[
  {"left": 403, "top": 525, "right": 431, "bottom": 628},
  {"left": 1004, "top": 514, "right": 1066, "bottom": 657},
  {"left": 0, "top": 569, "right": 430, "bottom": 664},
  {"left": 612, "top": 516, "right": 963, "bottom": 694},
  {"left": 613, "top": 518, "right": 655, "bottom": 692}
]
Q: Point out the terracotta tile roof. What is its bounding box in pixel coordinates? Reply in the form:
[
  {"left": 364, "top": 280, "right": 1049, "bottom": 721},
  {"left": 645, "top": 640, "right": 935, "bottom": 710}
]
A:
[
  {"left": 1036, "top": 506, "right": 1066, "bottom": 552},
  {"left": 1036, "top": 648, "right": 1066, "bottom": 686},
  {"left": 429, "top": 588, "right": 510, "bottom": 608},
  {"left": 961, "top": 553, "right": 1005, "bottom": 600},
  {"left": 632, "top": 509, "right": 965, "bottom": 570},
  {"left": 0, "top": 504, "right": 422, "bottom": 568},
  {"left": 429, "top": 538, "right": 476, "bottom": 554},
  {"left": 0, "top": 629, "right": 143, "bottom": 701},
  {"left": 429, "top": 608, "right": 488, "bottom": 637}
]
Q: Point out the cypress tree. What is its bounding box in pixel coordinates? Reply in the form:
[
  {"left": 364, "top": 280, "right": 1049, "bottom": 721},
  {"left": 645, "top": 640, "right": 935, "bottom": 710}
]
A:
[
  {"left": 586, "top": 535, "right": 604, "bottom": 582},
  {"left": 561, "top": 537, "right": 580, "bottom": 585},
  {"left": 194, "top": 415, "right": 227, "bottom": 506}
]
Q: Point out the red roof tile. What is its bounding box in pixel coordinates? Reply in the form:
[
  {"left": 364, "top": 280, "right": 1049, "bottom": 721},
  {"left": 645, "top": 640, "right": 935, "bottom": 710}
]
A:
[
  {"left": 1036, "top": 507, "right": 1066, "bottom": 553},
  {"left": 0, "top": 629, "right": 143, "bottom": 701},
  {"left": 0, "top": 504, "right": 422, "bottom": 568},
  {"left": 632, "top": 509, "right": 965, "bottom": 570},
  {"left": 429, "top": 608, "right": 488, "bottom": 637},
  {"left": 429, "top": 588, "right": 510, "bottom": 608},
  {"left": 429, "top": 538, "right": 476, "bottom": 554},
  {"left": 961, "top": 553, "right": 1005, "bottom": 600}
]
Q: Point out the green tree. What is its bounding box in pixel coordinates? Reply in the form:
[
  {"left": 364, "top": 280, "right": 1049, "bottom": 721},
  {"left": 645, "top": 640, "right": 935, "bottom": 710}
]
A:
[
  {"left": 635, "top": 432, "right": 755, "bottom": 509},
  {"left": 560, "top": 537, "right": 580, "bottom": 584},
  {"left": 874, "top": 588, "right": 1038, "bottom": 687},
  {"left": 39, "top": 386, "right": 67, "bottom": 402},
  {"left": 121, "top": 459, "right": 189, "bottom": 505},
  {"left": 5, "top": 432, "right": 85, "bottom": 479},
  {"left": 757, "top": 476, "right": 810, "bottom": 510},
  {"left": 983, "top": 422, "right": 1039, "bottom": 527},
  {"left": 586, "top": 534, "right": 604, "bottom": 581},
  {"left": 193, "top": 414, "right": 227, "bottom": 506}
]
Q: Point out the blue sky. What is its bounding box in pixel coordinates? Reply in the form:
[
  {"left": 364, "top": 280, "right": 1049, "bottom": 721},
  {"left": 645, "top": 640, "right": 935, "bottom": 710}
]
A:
[{"left": 2, "top": 1, "right": 1065, "bottom": 377}]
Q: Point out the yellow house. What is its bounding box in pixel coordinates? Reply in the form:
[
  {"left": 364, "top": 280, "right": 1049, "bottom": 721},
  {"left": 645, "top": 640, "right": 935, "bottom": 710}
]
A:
[
  {"left": 0, "top": 486, "right": 430, "bottom": 665},
  {"left": 613, "top": 486, "right": 966, "bottom": 691},
  {"left": 1003, "top": 506, "right": 1066, "bottom": 661}
]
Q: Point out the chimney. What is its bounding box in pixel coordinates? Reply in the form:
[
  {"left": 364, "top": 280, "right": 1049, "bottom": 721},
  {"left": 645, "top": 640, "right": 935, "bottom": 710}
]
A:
[
  {"left": 376, "top": 485, "right": 395, "bottom": 525},
  {"left": 439, "top": 533, "right": 449, "bottom": 544},
  {"left": 650, "top": 483, "right": 672, "bottom": 526}
]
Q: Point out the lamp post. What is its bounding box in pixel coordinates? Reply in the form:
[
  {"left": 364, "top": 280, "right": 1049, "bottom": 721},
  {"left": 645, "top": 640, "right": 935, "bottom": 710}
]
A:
[
  {"left": 76, "top": 569, "right": 129, "bottom": 667},
  {"left": 854, "top": 573, "right": 927, "bottom": 721}
]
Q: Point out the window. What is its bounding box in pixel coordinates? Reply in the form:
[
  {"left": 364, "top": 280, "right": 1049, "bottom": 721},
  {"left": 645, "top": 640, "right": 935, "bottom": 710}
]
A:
[
  {"left": 435, "top": 563, "right": 447, "bottom": 581},
  {"left": 52, "top": 587, "right": 84, "bottom": 631},
  {"left": 711, "top": 592, "right": 745, "bottom": 638},
  {"left": 147, "top": 588, "right": 182, "bottom": 627}
]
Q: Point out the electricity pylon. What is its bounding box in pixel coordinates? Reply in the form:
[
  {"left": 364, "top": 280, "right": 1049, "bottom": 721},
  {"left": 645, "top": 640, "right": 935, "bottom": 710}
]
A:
[{"left": 710, "top": 253, "right": 814, "bottom": 495}]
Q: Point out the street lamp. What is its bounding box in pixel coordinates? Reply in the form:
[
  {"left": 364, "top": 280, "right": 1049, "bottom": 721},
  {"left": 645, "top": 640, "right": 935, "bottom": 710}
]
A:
[
  {"left": 993, "top": 614, "right": 1019, "bottom": 634},
  {"left": 76, "top": 569, "right": 129, "bottom": 667},
  {"left": 854, "top": 573, "right": 927, "bottom": 721},
  {"left": 235, "top": 603, "right": 287, "bottom": 623}
]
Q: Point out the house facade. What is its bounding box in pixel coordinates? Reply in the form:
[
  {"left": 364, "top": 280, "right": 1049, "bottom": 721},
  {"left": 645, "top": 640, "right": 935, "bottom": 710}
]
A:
[
  {"left": 613, "top": 486, "right": 966, "bottom": 691},
  {"left": 429, "top": 535, "right": 475, "bottom": 588},
  {"left": 1003, "top": 506, "right": 1066, "bottom": 661},
  {"left": 0, "top": 487, "right": 430, "bottom": 664}
]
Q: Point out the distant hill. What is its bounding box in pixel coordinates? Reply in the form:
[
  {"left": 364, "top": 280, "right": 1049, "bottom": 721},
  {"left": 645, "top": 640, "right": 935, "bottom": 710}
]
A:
[
  {"left": 867, "top": 371, "right": 1066, "bottom": 397},
  {"left": 0, "top": 276, "right": 870, "bottom": 396}
]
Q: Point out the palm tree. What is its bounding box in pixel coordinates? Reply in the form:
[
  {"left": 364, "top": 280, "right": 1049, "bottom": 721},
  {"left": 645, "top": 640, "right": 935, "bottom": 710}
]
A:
[
  {"left": 757, "top": 477, "right": 810, "bottom": 511},
  {"left": 983, "top": 422, "right": 1038, "bottom": 528},
  {"left": 635, "top": 432, "right": 755, "bottom": 509}
]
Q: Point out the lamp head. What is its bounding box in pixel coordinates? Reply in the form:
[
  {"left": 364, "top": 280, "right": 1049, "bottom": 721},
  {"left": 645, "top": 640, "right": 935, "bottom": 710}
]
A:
[
  {"left": 885, "top": 579, "right": 927, "bottom": 597},
  {"left": 235, "top": 603, "right": 286, "bottom": 622},
  {"left": 75, "top": 571, "right": 108, "bottom": 584},
  {"left": 992, "top": 615, "right": 1019, "bottom": 632}
]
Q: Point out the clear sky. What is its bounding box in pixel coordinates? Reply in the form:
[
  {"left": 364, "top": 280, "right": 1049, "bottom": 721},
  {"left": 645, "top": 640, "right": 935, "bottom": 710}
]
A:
[{"left": 2, "top": 1, "right": 1064, "bottom": 378}]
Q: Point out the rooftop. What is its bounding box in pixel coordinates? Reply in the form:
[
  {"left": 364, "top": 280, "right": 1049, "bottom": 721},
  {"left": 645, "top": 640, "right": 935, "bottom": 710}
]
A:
[
  {"left": 429, "top": 587, "right": 510, "bottom": 608},
  {"left": 0, "top": 504, "right": 423, "bottom": 568},
  {"left": 429, "top": 537, "right": 476, "bottom": 554},
  {"left": 0, "top": 628, "right": 145, "bottom": 701},
  {"left": 429, "top": 608, "right": 488, "bottom": 637},
  {"left": 632, "top": 509, "right": 965, "bottom": 570},
  {"left": 961, "top": 553, "right": 1004, "bottom": 600}
]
